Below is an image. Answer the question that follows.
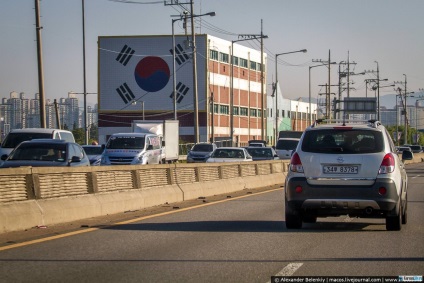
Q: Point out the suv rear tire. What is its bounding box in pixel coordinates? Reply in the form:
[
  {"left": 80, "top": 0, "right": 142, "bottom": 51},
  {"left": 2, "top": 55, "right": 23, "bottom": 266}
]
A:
[
  {"left": 285, "top": 200, "right": 303, "bottom": 229},
  {"left": 386, "top": 202, "right": 402, "bottom": 231},
  {"left": 402, "top": 193, "right": 408, "bottom": 225}
]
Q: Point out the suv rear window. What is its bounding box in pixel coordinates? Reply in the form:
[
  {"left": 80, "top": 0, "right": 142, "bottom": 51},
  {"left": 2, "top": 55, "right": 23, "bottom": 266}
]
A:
[
  {"left": 276, "top": 139, "right": 299, "bottom": 150},
  {"left": 192, "top": 144, "right": 213, "bottom": 152},
  {"left": 1, "top": 133, "right": 52, "bottom": 148},
  {"left": 301, "top": 129, "right": 384, "bottom": 153}
]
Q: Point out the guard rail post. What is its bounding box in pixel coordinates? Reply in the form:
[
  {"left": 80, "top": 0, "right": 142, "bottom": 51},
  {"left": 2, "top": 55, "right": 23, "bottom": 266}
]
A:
[
  {"left": 167, "top": 166, "right": 175, "bottom": 185},
  {"left": 31, "top": 173, "right": 41, "bottom": 199},
  {"left": 131, "top": 170, "right": 142, "bottom": 190},
  {"left": 87, "top": 171, "right": 99, "bottom": 193}
]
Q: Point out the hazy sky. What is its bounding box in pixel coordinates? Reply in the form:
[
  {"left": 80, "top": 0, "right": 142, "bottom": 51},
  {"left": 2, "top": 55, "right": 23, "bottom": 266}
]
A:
[{"left": 1, "top": 0, "right": 423, "bottom": 108}]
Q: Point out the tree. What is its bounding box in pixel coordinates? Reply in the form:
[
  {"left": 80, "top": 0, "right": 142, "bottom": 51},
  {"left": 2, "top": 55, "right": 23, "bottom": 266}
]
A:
[{"left": 72, "top": 128, "right": 85, "bottom": 145}]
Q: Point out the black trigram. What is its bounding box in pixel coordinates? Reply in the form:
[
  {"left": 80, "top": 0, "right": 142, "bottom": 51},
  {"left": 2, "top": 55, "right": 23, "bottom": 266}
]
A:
[
  {"left": 169, "top": 43, "right": 190, "bottom": 65},
  {"left": 116, "top": 83, "right": 135, "bottom": 104},
  {"left": 116, "top": 45, "right": 135, "bottom": 66},
  {"left": 170, "top": 82, "right": 190, "bottom": 103}
]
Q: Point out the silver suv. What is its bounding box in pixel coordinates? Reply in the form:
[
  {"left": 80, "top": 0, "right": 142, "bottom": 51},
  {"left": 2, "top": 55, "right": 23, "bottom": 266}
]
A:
[{"left": 285, "top": 119, "right": 413, "bottom": 231}]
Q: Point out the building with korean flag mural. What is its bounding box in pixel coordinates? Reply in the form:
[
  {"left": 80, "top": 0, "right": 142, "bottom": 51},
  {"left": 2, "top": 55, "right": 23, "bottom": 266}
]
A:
[{"left": 98, "top": 34, "right": 266, "bottom": 145}]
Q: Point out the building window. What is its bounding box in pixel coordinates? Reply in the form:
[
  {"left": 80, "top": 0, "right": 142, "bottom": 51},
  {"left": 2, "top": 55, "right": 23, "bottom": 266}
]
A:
[
  {"left": 250, "top": 108, "right": 257, "bottom": 117},
  {"left": 219, "top": 52, "right": 229, "bottom": 63},
  {"left": 258, "top": 109, "right": 263, "bottom": 118},
  {"left": 288, "top": 111, "right": 291, "bottom": 118},
  {"left": 257, "top": 63, "right": 264, "bottom": 71},
  {"left": 233, "top": 106, "right": 239, "bottom": 115},
  {"left": 240, "top": 107, "right": 248, "bottom": 116},
  {"left": 232, "top": 56, "right": 239, "bottom": 66},
  {"left": 220, "top": 105, "right": 229, "bottom": 115},
  {"left": 282, "top": 110, "right": 285, "bottom": 118},
  {"left": 210, "top": 49, "right": 218, "bottom": 61},
  {"left": 250, "top": 61, "right": 257, "bottom": 70},
  {"left": 213, "top": 104, "right": 219, "bottom": 113},
  {"left": 240, "top": 58, "right": 248, "bottom": 68}
]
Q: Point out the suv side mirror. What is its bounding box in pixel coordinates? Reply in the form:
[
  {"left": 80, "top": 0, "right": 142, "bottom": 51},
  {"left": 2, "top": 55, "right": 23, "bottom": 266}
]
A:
[
  {"left": 401, "top": 150, "right": 413, "bottom": 161},
  {"left": 71, "top": 156, "right": 81, "bottom": 163}
]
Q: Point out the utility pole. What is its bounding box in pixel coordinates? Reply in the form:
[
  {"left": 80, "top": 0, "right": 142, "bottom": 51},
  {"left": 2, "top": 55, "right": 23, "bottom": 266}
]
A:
[
  {"left": 54, "top": 99, "right": 60, "bottom": 129},
  {"left": 395, "top": 76, "right": 409, "bottom": 144},
  {"left": 375, "top": 61, "right": 380, "bottom": 120},
  {"left": 189, "top": 0, "right": 200, "bottom": 143},
  {"left": 404, "top": 74, "right": 408, "bottom": 144},
  {"left": 312, "top": 50, "right": 333, "bottom": 120},
  {"left": 260, "top": 19, "right": 265, "bottom": 141},
  {"left": 82, "top": 0, "right": 88, "bottom": 144},
  {"left": 328, "top": 50, "right": 331, "bottom": 121},
  {"left": 165, "top": 0, "right": 201, "bottom": 143},
  {"left": 35, "top": 0, "right": 46, "bottom": 128}
]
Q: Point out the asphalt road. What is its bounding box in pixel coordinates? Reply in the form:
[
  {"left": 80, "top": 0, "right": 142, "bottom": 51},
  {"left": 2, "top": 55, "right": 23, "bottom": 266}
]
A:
[{"left": 0, "top": 163, "right": 423, "bottom": 283}]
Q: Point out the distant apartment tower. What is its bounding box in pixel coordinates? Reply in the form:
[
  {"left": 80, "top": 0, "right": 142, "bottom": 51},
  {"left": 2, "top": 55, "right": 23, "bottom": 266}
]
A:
[{"left": 0, "top": 91, "right": 96, "bottom": 133}]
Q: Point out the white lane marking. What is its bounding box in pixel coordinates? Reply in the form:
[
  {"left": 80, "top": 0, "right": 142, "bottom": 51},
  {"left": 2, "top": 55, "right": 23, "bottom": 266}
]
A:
[{"left": 266, "top": 263, "right": 303, "bottom": 283}]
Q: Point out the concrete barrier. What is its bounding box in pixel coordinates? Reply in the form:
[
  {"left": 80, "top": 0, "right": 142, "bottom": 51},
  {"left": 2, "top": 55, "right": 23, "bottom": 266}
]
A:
[
  {"left": 1, "top": 153, "right": 422, "bottom": 234},
  {"left": 0, "top": 160, "right": 288, "bottom": 233}
]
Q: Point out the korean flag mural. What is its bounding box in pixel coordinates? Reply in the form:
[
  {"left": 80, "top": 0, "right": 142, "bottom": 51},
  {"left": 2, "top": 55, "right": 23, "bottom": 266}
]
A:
[{"left": 98, "top": 35, "right": 207, "bottom": 112}]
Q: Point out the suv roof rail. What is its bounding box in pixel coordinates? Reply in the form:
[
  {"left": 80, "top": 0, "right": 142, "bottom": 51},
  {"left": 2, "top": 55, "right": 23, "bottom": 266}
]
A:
[
  {"left": 311, "top": 119, "right": 382, "bottom": 128},
  {"left": 311, "top": 119, "right": 326, "bottom": 127},
  {"left": 367, "top": 119, "right": 382, "bottom": 128}
]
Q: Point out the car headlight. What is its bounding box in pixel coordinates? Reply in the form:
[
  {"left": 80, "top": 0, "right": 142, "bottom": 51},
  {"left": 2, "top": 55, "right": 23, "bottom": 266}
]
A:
[{"left": 137, "top": 153, "right": 148, "bottom": 164}]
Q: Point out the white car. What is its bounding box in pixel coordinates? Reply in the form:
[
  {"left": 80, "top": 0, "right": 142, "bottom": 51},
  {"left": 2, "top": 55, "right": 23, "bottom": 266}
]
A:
[
  {"left": 285, "top": 119, "right": 413, "bottom": 231},
  {"left": 206, "top": 147, "right": 253, "bottom": 163},
  {"left": 275, "top": 138, "right": 300, "bottom": 159}
]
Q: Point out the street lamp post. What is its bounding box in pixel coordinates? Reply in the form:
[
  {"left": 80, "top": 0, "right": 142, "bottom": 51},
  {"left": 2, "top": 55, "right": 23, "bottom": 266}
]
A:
[
  {"left": 171, "top": 18, "right": 178, "bottom": 121},
  {"left": 274, "top": 49, "right": 307, "bottom": 144},
  {"left": 364, "top": 77, "right": 388, "bottom": 120},
  {"left": 230, "top": 34, "right": 267, "bottom": 145},
  {"left": 132, "top": 100, "right": 144, "bottom": 120},
  {"left": 375, "top": 61, "right": 380, "bottom": 120},
  {"left": 171, "top": 11, "right": 215, "bottom": 143},
  {"left": 309, "top": 62, "right": 335, "bottom": 125},
  {"left": 396, "top": 94, "right": 399, "bottom": 145}
]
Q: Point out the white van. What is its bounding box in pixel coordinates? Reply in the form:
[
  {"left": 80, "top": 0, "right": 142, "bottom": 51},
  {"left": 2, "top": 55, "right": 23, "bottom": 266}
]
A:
[
  {"left": 0, "top": 128, "right": 75, "bottom": 165},
  {"left": 100, "top": 133, "right": 162, "bottom": 165}
]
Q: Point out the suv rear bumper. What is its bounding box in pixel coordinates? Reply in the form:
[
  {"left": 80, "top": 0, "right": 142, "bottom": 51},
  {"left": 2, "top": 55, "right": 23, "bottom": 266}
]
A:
[{"left": 285, "top": 177, "right": 400, "bottom": 217}]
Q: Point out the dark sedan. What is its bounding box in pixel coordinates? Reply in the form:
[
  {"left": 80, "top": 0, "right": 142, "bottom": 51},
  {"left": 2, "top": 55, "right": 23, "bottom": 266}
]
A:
[
  {"left": 0, "top": 139, "right": 90, "bottom": 168},
  {"left": 186, "top": 143, "right": 217, "bottom": 163}
]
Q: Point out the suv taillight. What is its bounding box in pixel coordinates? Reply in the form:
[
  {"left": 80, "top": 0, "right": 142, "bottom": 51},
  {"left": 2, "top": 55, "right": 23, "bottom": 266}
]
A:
[
  {"left": 290, "top": 152, "right": 304, "bottom": 173},
  {"left": 379, "top": 153, "right": 395, "bottom": 174}
]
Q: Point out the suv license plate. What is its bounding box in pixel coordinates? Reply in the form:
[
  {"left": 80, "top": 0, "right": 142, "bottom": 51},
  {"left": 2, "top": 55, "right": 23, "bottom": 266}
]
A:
[{"left": 323, "top": 165, "right": 358, "bottom": 174}]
